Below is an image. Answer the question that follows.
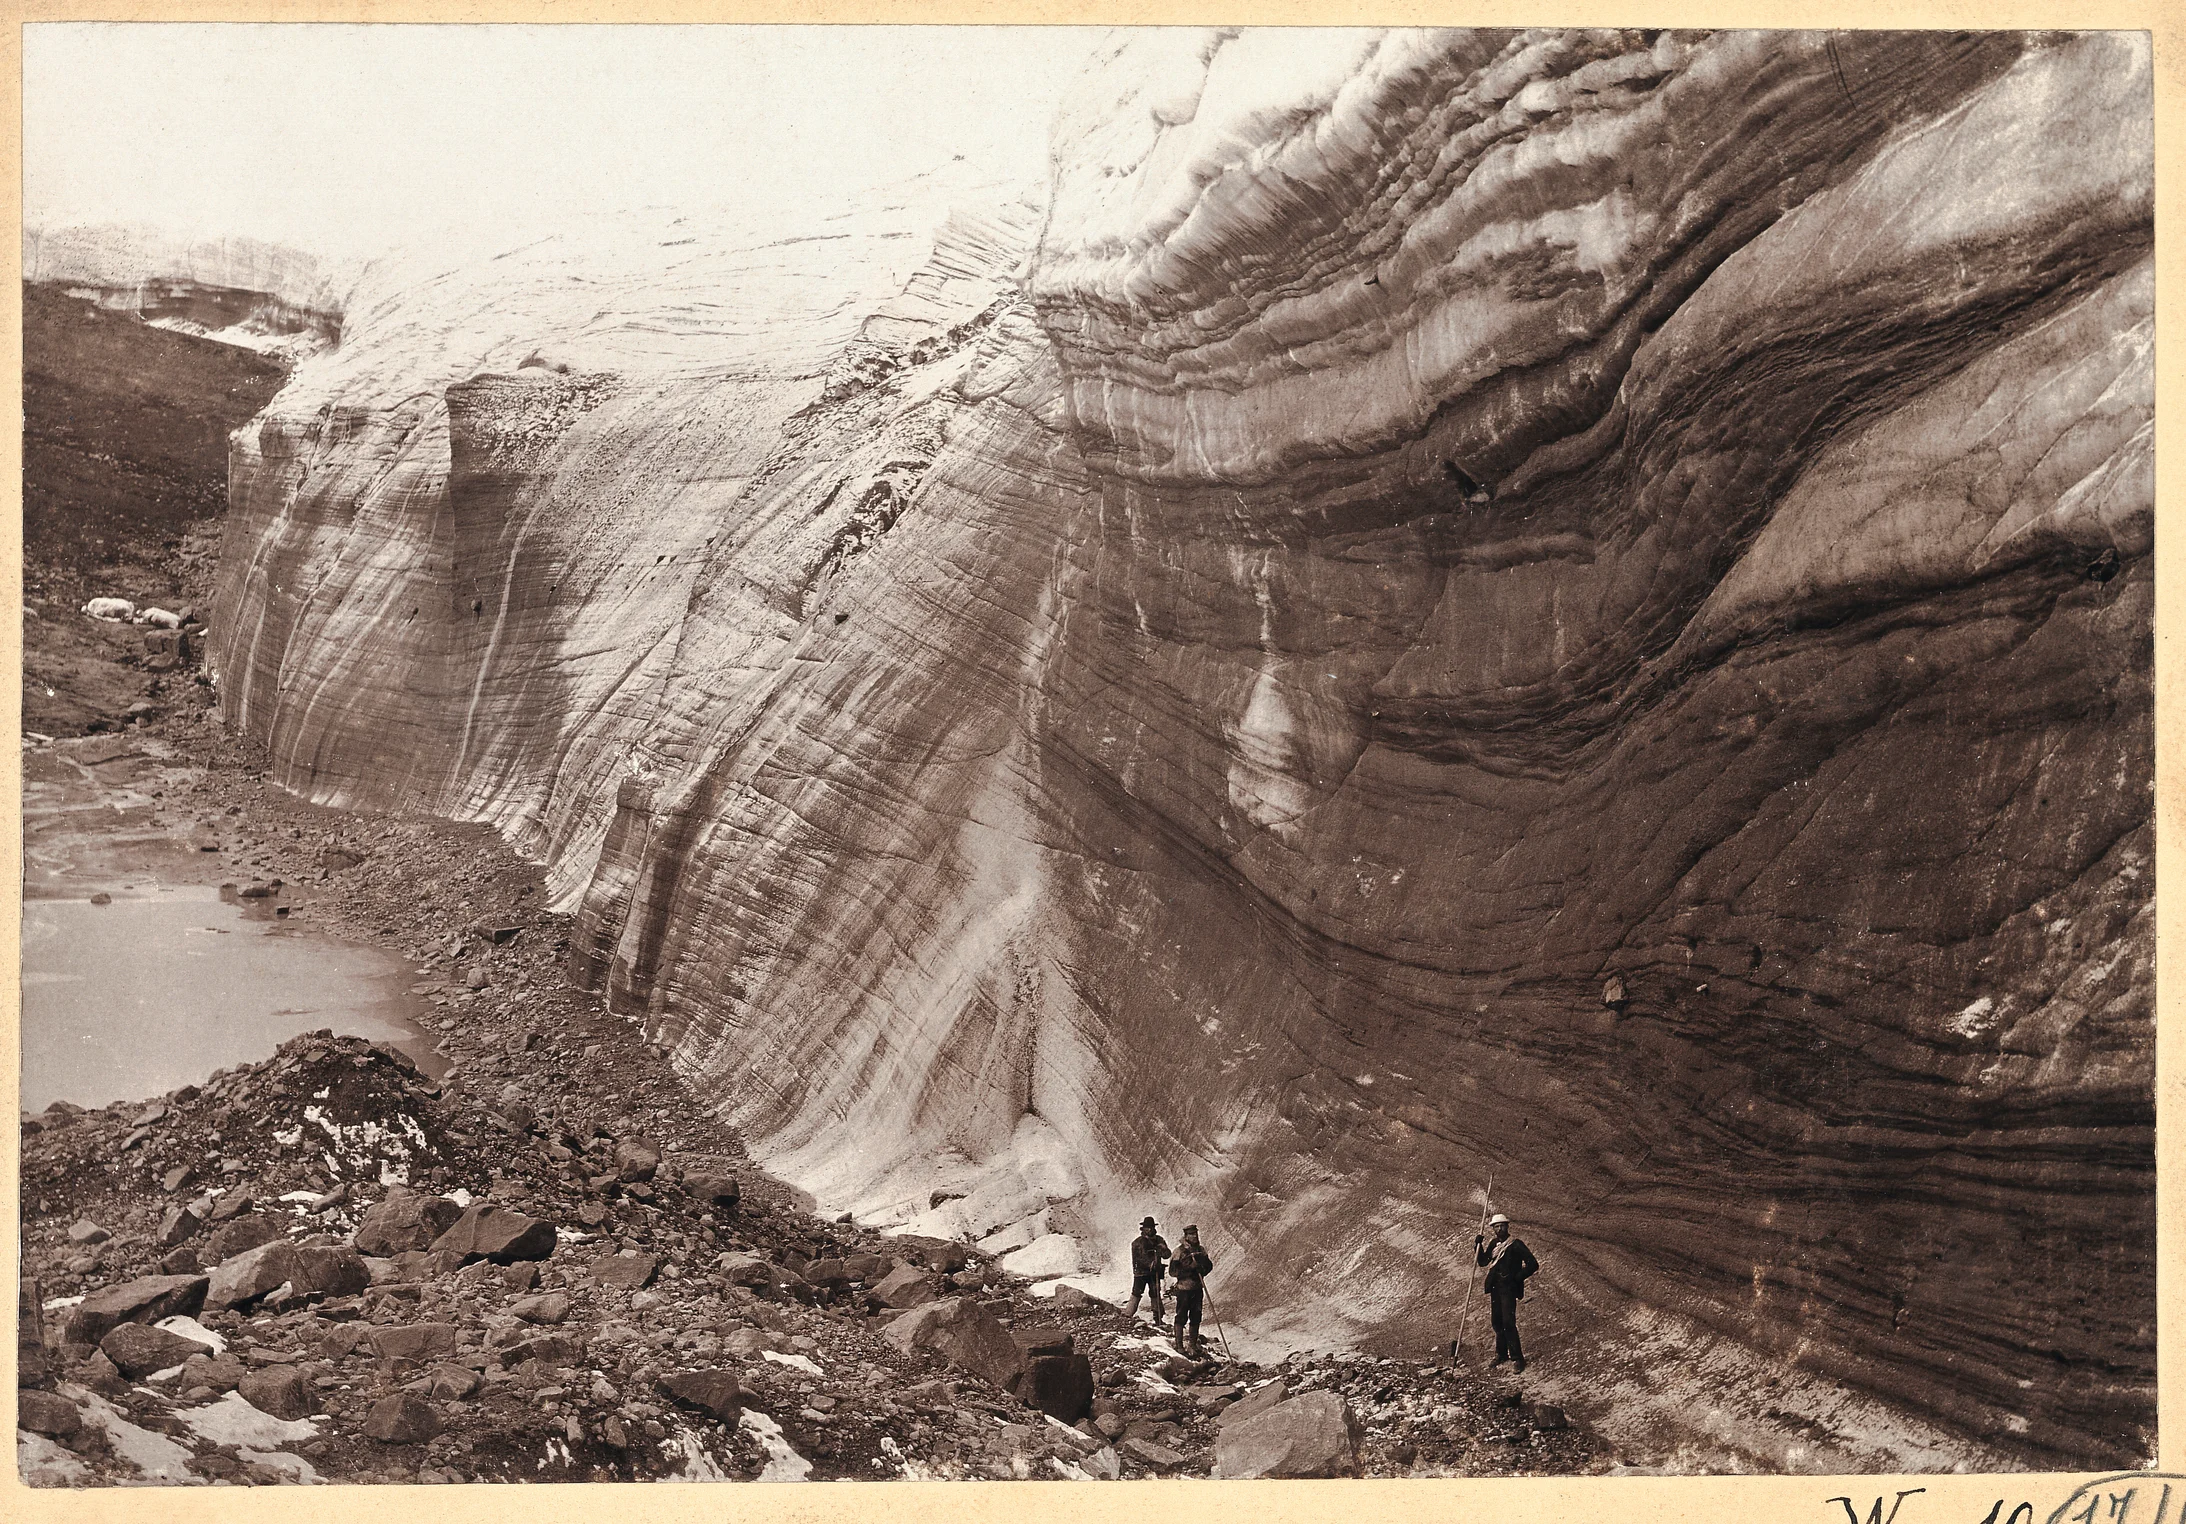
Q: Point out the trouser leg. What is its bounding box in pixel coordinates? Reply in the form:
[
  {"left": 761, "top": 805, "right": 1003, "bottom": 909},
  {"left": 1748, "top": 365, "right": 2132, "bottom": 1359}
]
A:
[
  {"left": 1490, "top": 1291, "right": 1516, "bottom": 1359},
  {"left": 1176, "top": 1289, "right": 1203, "bottom": 1350}
]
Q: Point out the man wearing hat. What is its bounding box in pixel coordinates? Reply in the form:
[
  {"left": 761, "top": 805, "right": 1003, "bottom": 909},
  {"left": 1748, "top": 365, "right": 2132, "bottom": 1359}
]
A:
[
  {"left": 1476, "top": 1213, "right": 1540, "bottom": 1371},
  {"left": 1168, "top": 1225, "right": 1215, "bottom": 1358},
  {"left": 1126, "top": 1217, "right": 1171, "bottom": 1328}
]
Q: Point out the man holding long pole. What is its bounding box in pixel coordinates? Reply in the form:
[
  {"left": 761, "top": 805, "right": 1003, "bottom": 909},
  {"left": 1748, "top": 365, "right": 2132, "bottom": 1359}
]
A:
[{"left": 1476, "top": 1213, "right": 1541, "bottom": 1372}]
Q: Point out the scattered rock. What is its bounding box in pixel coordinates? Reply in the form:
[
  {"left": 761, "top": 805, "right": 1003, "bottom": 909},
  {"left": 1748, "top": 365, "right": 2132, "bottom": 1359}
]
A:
[
  {"left": 179, "top": 1353, "right": 247, "bottom": 1393},
  {"left": 682, "top": 1171, "right": 740, "bottom": 1206},
  {"left": 368, "top": 1323, "right": 458, "bottom": 1362},
  {"left": 363, "top": 1393, "right": 443, "bottom": 1445},
  {"left": 289, "top": 1245, "right": 371, "bottom": 1297},
  {"left": 100, "top": 1319, "right": 214, "bottom": 1377},
  {"left": 588, "top": 1253, "right": 657, "bottom": 1291},
  {"left": 238, "top": 1364, "right": 317, "bottom": 1420},
  {"left": 425, "top": 1363, "right": 481, "bottom": 1400},
  {"left": 511, "top": 1292, "right": 572, "bottom": 1324},
  {"left": 206, "top": 1240, "right": 301, "bottom": 1309},
  {"left": 203, "top": 1212, "right": 285, "bottom": 1264},
  {"left": 428, "top": 1204, "right": 556, "bottom": 1263},
  {"left": 353, "top": 1187, "right": 463, "bottom": 1257},
  {"left": 17, "top": 1389, "right": 82, "bottom": 1439},
  {"left": 657, "top": 1370, "right": 743, "bottom": 1421},
  {"left": 64, "top": 1273, "right": 209, "bottom": 1346},
  {"left": 715, "top": 1251, "right": 777, "bottom": 1289},
  {"left": 869, "top": 1263, "right": 941, "bottom": 1310},
  {"left": 1124, "top": 1436, "right": 1187, "bottom": 1472},
  {"left": 156, "top": 1204, "right": 202, "bottom": 1248},
  {"left": 613, "top": 1139, "right": 660, "bottom": 1183},
  {"left": 67, "top": 1219, "right": 111, "bottom": 1245}
]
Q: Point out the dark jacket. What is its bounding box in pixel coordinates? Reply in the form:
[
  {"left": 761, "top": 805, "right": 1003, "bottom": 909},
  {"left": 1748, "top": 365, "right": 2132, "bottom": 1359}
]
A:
[
  {"left": 1131, "top": 1234, "right": 1171, "bottom": 1277},
  {"left": 1477, "top": 1235, "right": 1539, "bottom": 1298},
  {"left": 1170, "top": 1242, "right": 1213, "bottom": 1291}
]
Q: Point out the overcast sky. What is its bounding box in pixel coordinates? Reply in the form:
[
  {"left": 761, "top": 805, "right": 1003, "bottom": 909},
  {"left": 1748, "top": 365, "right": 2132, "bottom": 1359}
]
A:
[{"left": 25, "top": 25, "right": 1103, "bottom": 263}]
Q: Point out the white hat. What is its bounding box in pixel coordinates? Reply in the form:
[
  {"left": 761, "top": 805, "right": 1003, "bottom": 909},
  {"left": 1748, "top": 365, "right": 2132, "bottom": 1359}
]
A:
[{"left": 1488, "top": 1214, "right": 1509, "bottom": 1225}]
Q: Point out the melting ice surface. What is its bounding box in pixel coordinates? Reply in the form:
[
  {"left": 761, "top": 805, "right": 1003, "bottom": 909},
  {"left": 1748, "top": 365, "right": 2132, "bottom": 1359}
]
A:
[{"left": 20, "top": 889, "right": 441, "bottom": 1111}]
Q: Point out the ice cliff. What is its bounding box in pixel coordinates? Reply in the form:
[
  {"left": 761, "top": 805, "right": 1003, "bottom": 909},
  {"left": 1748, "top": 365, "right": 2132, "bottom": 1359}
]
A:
[{"left": 205, "top": 30, "right": 2154, "bottom": 1471}]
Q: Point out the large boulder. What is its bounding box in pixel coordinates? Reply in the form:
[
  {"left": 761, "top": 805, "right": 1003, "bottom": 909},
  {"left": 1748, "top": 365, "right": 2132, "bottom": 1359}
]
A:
[
  {"left": 428, "top": 1204, "right": 556, "bottom": 1263},
  {"left": 882, "top": 1296, "right": 1026, "bottom": 1393},
  {"left": 352, "top": 1188, "right": 462, "bottom": 1257},
  {"left": 1011, "top": 1327, "right": 1072, "bottom": 1357},
  {"left": 99, "top": 1320, "right": 214, "bottom": 1378},
  {"left": 1015, "top": 1352, "right": 1096, "bottom": 1423},
  {"left": 1213, "top": 1389, "right": 1361, "bottom": 1479},
  {"left": 63, "top": 1274, "right": 208, "bottom": 1347}
]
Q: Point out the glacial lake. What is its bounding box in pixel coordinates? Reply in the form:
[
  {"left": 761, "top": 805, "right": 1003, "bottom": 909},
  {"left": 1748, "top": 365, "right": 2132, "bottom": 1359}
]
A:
[{"left": 20, "top": 889, "right": 444, "bottom": 1112}]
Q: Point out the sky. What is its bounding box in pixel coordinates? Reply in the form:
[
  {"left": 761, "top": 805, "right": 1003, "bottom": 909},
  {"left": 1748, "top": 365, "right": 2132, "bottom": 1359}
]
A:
[{"left": 24, "top": 25, "right": 1105, "bottom": 264}]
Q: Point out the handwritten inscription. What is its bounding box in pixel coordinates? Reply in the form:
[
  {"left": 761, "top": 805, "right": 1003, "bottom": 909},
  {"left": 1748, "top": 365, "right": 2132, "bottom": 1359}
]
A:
[
  {"left": 1819, "top": 1476, "right": 2181, "bottom": 1524},
  {"left": 2046, "top": 1477, "right": 2179, "bottom": 1524},
  {"left": 1829, "top": 1490, "right": 1927, "bottom": 1524}
]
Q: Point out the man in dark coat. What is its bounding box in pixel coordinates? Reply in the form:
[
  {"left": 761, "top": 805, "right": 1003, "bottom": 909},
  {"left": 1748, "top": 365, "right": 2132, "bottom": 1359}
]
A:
[
  {"left": 1477, "top": 1213, "right": 1540, "bottom": 1371},
  {"left": 1168, "top": 1225, "right": 1214, "bottom": 1358},
  {"left": 1126, "top": 1217, "right": 1170, "bottom": 1328}
]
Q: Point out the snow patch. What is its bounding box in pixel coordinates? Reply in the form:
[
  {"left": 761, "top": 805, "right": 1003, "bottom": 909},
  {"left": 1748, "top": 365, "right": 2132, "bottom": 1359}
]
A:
[{"left": 177, "top": 1390, "right": 320, "bottom": 1449}]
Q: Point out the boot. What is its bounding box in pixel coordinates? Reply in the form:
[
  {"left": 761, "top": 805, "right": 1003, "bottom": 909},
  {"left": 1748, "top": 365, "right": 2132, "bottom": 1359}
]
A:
[{"left": 1513, "top": 1357, "right": 1526, "bottom": 1374}]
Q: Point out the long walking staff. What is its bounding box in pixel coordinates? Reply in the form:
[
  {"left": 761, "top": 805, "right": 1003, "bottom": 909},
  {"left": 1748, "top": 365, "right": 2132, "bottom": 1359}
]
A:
[
  {"left": 1450, "top": 1172, "right": 1495, "bottom": 1361},
  {"left": 1201, "top": 1284, "right": 1236, "bottom": 1364}
]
